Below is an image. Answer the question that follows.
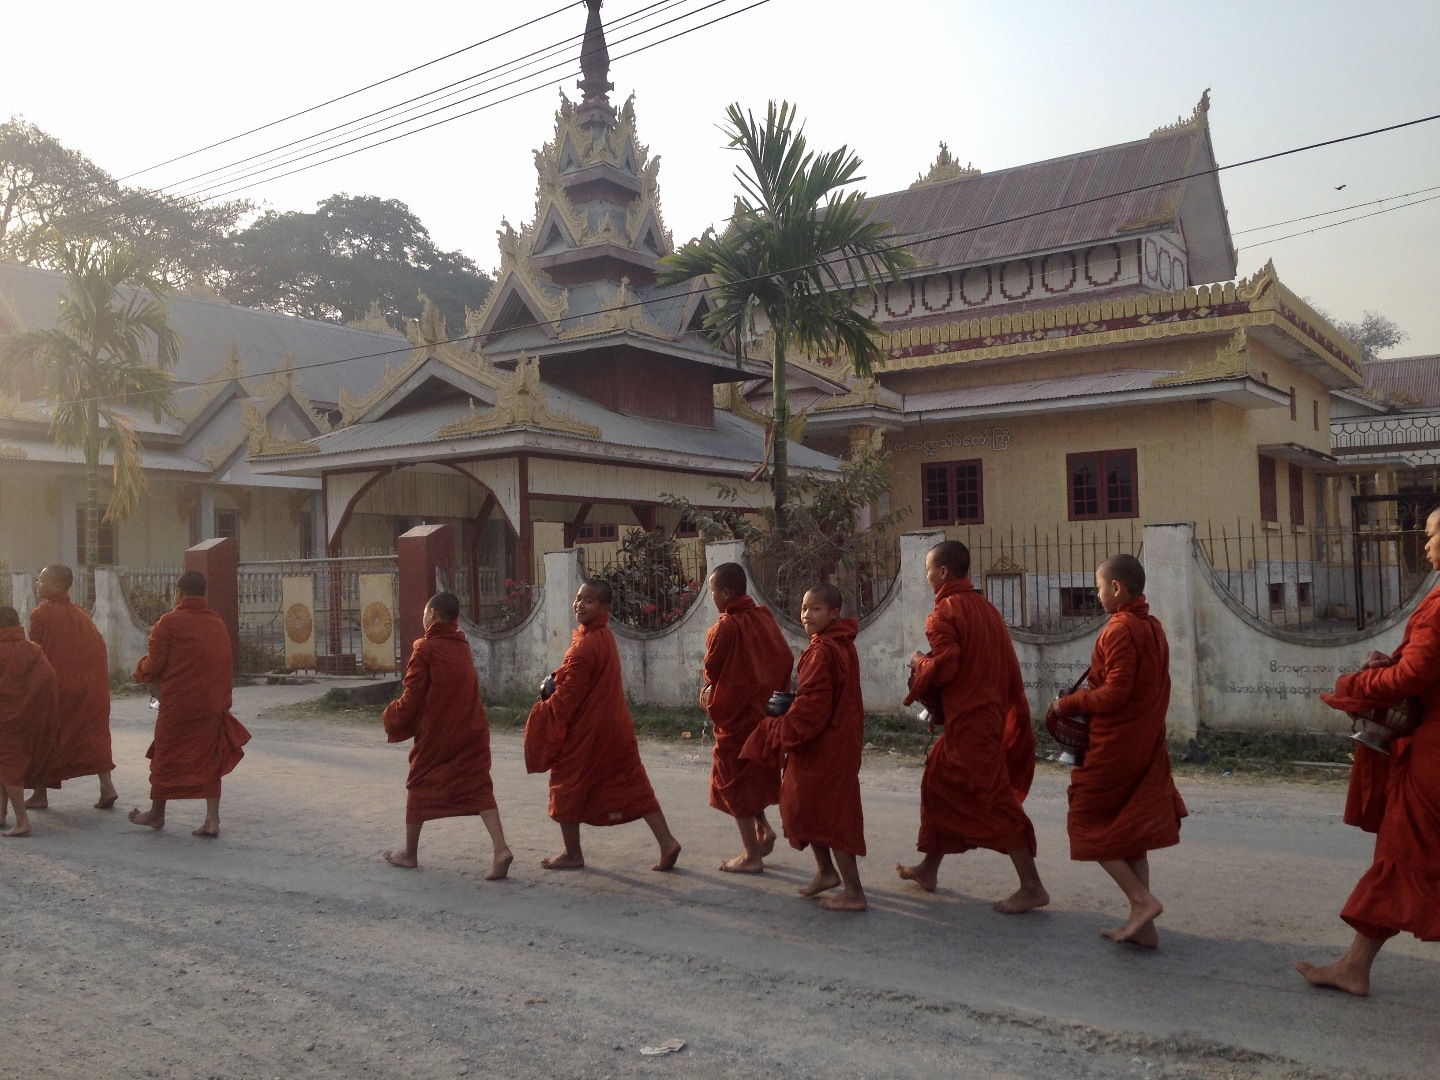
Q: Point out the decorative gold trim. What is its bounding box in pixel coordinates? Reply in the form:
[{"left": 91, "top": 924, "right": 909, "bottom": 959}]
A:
[
  {"left": 910, "top": 142, "right": 980, "bottom": 188},
  {"left": 435, "top": 357, "right": 601, "bottom": 440},
  {"left": 559, "top": 276, "right": 674, "bottom": 341},
  {"left": 1151, "top": 88, "right": 1210, "bottom": 138},
  {"left": 814, "top": 377, "right": 901, "bottom": 413},
  {"left": 347, "top": 300, "right": 403, "bottom": 336},
  {"left": 243, "top": 400, "right": 319, "bottom": 457},
  {"left": 988, "top": 553, "right": 1026, "bottom": 574},
  {"left": 1153, "top": 329, "right": 1249, "bottom": 385}
]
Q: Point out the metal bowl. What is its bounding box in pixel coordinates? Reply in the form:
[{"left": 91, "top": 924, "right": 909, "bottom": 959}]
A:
[
  {"left": 766, "top": 691, "right": 795, "bottom": 717},
  {"left": 539, "top": 672, "right": 557, "bottom": 701}
]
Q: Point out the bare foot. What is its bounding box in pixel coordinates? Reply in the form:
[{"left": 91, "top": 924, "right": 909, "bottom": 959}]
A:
[
  {"left": 993, "top": 886, "right": 1050, "bottom": 914},
  {"left": 383, "top": 849, "right": 419, "bottom": 868},
  {"left": 798, "top": 871, "right": 841, "bottom": 897},
  {"left": 24, "top": 796, "right": 47, "bottom": 810},
  {"left": 1100, "top": 896, "right": 1162, "bottom": 942},
  {"left": 95, "top": 794, "right": 119, "bottom": 810},
  {"left": 128, "top": 808, "right": 164, "bottom": 830},
  {"left": 652, "top": 839, "right": 682, "bottom": 872},
  {"left": 1104, "top": 919, "right": 1159, "bottom": 948},
  {"left": 758, "top": 827, "right": 777, "bottom": 858},
  {"left": 718, "top": 853, "right": 764, "bottom": 874},
  {"left": 2, "top": 823, "right": 32, "bottom": 837},
  {"left": 896, "top": 861, "right": 938, "bottom": 893},
  {"left": 192, "top": 822, "right": 220, "bottom": 838},
  {"left": 819, "top": 892, "right": 868, "bottom": 912},
  {"left": 541, "top": 852, "right": 585, "bottom": 870},
  {"left": 1295, "top": 960, "right": 1370, "bottom": 997},
  {"left": 485, "top": 848, "right": 514, "bottom": 881}
]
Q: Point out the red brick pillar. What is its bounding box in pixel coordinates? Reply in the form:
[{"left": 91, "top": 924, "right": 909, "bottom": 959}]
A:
[
  {"left": 397, "top": 524, "right": 454, "bottom": 658},
  {"left": 186, "top": 536, "right": 239, "bottom": 667}
]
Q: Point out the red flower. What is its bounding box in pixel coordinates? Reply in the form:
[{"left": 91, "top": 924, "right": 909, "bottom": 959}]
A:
[{"left": 641, "top": 602, "right": 658, "bottom": 615}]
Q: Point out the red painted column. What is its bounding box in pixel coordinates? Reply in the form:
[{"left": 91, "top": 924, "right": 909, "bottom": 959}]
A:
[
  {"left": 185, "top": 536, "right": 239, "bottom": 667},
  {"left": 397, "top": 524, "right": 455, "bottom": 657}
]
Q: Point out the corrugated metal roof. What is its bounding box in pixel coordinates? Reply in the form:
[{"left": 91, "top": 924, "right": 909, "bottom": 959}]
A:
[
  {"left": 1363, "top": 354, "right": 1440, "bottom": 407},
  {"left": 904, "top": 368, "right": 1178, "bottom": 412},
  {"left": 0, "top": 435, "right": 209, "bottom": 473}
]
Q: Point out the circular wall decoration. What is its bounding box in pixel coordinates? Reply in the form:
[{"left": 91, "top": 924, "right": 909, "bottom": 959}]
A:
[
  {"left": 285, "top": 603, "right": 314, "bottom": 644},
  {"left": 363, "top": 602, "right": 394, "bottom": 645}
]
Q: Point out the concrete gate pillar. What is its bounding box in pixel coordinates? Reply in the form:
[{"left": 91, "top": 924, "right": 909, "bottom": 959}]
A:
[
  {"left": 397, "top": 524, "right": 454, "bottom": 660},
  {"left": 186, "top": 536, "right": 239, "bottom": 668},
  {"left": 900, "top": 530, "right": 947, "bottom": 671},
  {"left": 1141, "top": 523, "right": 1199, "bottom": 739},
  {"left": 543, "top": 548, "right": 586, "bottom": 672}
]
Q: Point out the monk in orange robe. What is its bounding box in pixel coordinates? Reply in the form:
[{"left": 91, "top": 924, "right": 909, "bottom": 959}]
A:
[
  {"left": 25, "top": 564, "right": 117, "bottom": 811},
  {"left": 381, "top": 591, "right": 512, "bottom": 879},
  {"left": 1051, "top": 554, "right": 1187, "bottom": 948},
  {"left": 1296, "top": 506, "right": 1440, "bottom": 996},
  {"left": 524, "top": 578, "right": 680, "bottom": 872},
  {"left": 897, "top": 540, "right": 1049, "bottom": 914},
  {"left": 700, "top": 561, "right": 793, "bottom": 873},
  {"left": 129, "top": 571, "right": 250, "bottom": 837},
  {"left": 0, "top": 606, "right": 57, "bottom": 837},
  {"left": 743, "top": 584, "right": 868, "bottom": 910}
]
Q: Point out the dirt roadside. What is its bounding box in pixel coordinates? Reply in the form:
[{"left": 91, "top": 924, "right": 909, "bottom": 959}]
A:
[{"left": 0, "top": 681, "right": 1432, "bottom": 1080}]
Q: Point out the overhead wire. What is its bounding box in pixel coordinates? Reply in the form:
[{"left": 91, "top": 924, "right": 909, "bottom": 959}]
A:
[
  {"left": 1231, "top": 184, "right": 1440, "bottom": 235},
  {"left": 1235, "top": 192, "right": 1440, "bottom": 252}
]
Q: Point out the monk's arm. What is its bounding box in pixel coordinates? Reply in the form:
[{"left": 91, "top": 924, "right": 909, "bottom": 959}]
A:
[
  {"left": 779, "top": 648, "right": 835, "bottom": 752},
  {"left": 540, "top": 637, "right": 597, "bottom": 731},
  {"left": 1061, "top": 626, "right": 1137, "bottom": 716},
  {"left": 702, "top": 618, "right": 736, "bottom": 690},
  {"left": 133, "top": 617, "right": 172, "bottom": 683},
  {"left": 904, "top": 613, "right": 959, "bottom": 704},
  {"left": 382, "top": 644, "right": 430, "bottom": 743},
  {"left": 1349, "top": 612, "right": 1440, "bottom": 700}
]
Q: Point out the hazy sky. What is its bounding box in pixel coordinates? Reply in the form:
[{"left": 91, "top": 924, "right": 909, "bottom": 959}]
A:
[{"left": 5, "top": 0, "right": 1438, "bottom": 353}]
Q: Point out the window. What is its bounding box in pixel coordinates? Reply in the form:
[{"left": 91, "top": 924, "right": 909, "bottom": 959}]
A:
[
  {"left": 674, "top": 516, "right": 699, "bottom": 538},
  {"left": 1268, "top": 583, "right": 1284, "bottom": 609},
  {"left": 576, "top": 523, "right": 619, "bottom": 543},
  {"left": 298, "top": 512, "right": 315, "bottom": 560},
  {"left": 215, "top": 508, "right": 239, "bottom": 540},
  {"left": 1289, "top": 386, "right": 1297, "bottom": 422},
  {"left": 921, "top": 459, "right": 983, "bottom": 527},
  {"left": 1258, "top": 456, "right": 1278, "bottom": 522},
  {"left": 75, "top": 506, "right": 116, "bottom": 566},
  {"left": 1060, "top": 586, "right": 1102, "bottom": 618},
  {"left": 1288, "top": 465, "right": 1305, "bottom": 525},
  {"left": 1067, "top": 449, "right": 1137, "bottom": 520},
  {"left": 1313, "top": 399, "right": 1320, "bottom": 431},
  {"left": 1296, "top": 581, "right": 1312, "bottom": 607}
]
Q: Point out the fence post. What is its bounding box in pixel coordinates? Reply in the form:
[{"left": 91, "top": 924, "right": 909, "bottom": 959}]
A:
[
  {"left": 11, "top": 571, "right": 35, "bottom": 625},
  {"left": 543, "top": 547, "right": 586, "bottom": 672},
  {"left": 900, "top": 530, "right": 947, "bottom": 671},
  {"left": 397, "top": 524, "right": 455, "bottom": 659},
  {"left": 1141, "top": 523, "right": 1199, "bottom": 740},
  {"left": 92, "top": 567, "right": 154, "bottom": 678},
  {"left": 186, "top": 537, "right": 239, "bottom": 669}
]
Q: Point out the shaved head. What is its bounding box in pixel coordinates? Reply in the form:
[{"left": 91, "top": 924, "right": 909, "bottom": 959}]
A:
[
  {"left": 709, "top": 562, "right": 747, "bottom": 597},
  {"left": 805, "top": 583, "right": 844, "bottom": 611},
  {"left": 427, "top": 591, "right": 460, "bottom": 622},
  {"left": 582, "top": 577, "right": 613, "bottom": 606},
  {"left": 1098, "top": 553, "right": 1146, "bottom": 596},
  {"left": 40, "top": 565, "right": 73, "bottom": 590},
  {"left": 928, "top": 541, "right": 970, "bottom": 578},
  {"left": 176, "top": 570, "right": 207, "bottom": 597},
  {"left": 0, "top": 606, "right": 19, "bottom": 629}
]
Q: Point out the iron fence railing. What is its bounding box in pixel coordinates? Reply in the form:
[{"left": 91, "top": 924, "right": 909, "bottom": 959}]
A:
[
  {"left": 439, "top": 565, "right": 532, "bottom": 633},
  {"left": 746, "top": 530, "right": 901, "bottom": 627},
  {"left": 117, "top": 567, "right": 183, "bottom": 626},
  {"left": 952, "top": 523, "right": 1144, "bottom": 634},
  {"left": 583, "top": 538, "right": 706, "bottom": 632}
]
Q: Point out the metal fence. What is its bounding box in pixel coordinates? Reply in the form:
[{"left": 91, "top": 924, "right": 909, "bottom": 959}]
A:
[
  {"left": 1196, "top": 520, "right": 1431, "bottom": 634},
  {"left": 439, "top": 565, "right": 534, "bottom": 633},
  {"left": 746, "top": 529, "right": 901, "bottom": 627},
  {"left": 237, "top": 556, "right": 399, "bottom": 674},
  {"left": 583, "top": 538, "right": 706, "bottom": 632},
  {"left": 952, "top": 523, "right": 1144, "bottom": 634},
  {"left": 118, "top": 567, "right": 183, "bottom": 626}
]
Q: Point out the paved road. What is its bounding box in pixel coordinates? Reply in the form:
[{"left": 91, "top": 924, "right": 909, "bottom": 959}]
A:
[{"left": 0, "top": 682, "right": 1432, "bottom": 1079}]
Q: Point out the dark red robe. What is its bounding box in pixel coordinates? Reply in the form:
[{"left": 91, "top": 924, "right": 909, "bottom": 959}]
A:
[
  {"left": 523, "top": 613, "right": 661, "bottom": 826},
  {"left": 742, "top": 618, "right": 866, "bottom": 857},
  {"left": 383, "top": 620, "right": 497, "bottom": 825},
  {"left": 904, "top": 579, "right": 1036, "bottom": 856},
  {"left": 0, "top": 625, "right": 57, "bottom": 789},
  {"left": 134, "top": 597, "right": 250, "bottom": 801},
  {"left": 29, "top": 594, "right": 113, "bottom": 785},
  {"left": 703, "top": 594, "right": 792, "bottom": 819},
  {"left": 1055, "top": 596, "right": 1187, "bottom": 861},
  {"left": 1321, "top": 585, "right": 1440, "bottom": 941}
]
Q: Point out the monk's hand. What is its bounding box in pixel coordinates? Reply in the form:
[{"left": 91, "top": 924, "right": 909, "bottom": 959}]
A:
[
  {"left": 1363, "top": 650, "right": 1395, "bottom": 670},
  {"left": 699, "top": 684, "right": 712, "bottom": 709},
  {"left": 909, "top": 650, "right": 926, "bottom": 673}
]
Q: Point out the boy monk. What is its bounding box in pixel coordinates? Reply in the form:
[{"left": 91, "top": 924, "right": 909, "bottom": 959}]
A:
[
  {"left": 897, "top": 540, "right": 1049, "bottom": 914},
  {"left": 382, "top": 591, "right": 512, "bottom": 879},
  {"left": 130, "top": 571, "right": 250, "bottom": 837},
  {"left": 1050, "top": 553, "right": 1187, "bottom": 948},
  {"left": 523, "top": 578, "right": 681, "bottom": 872},
  {"left": 1296, "top": 505, "right": 1440, "bottom": 996},
  {"left": 700, "top": 561, "right": 793, "bottom": 873},
  {"left": 0, "top": 606, "right": 57, "bottom": 838},
  {"left": 743, "top": 584, "right": 867, "bottom": 911},
  {"left": 26, "top": 564, "right": 118, "bottom": 811}
]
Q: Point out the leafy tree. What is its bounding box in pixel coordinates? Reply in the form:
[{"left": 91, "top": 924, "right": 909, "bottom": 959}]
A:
[
  {"left": 0, "top": 235, "right": 178, "bottom": 590},
  {"left": 658, "top": 101, "right": 914, "bottom": 527},
  {"left": 1307, "top": 297, "right": 1409, "bottom": 363},
  {"left": 221, "top": 193, "right": 492, "bottom": 332}
]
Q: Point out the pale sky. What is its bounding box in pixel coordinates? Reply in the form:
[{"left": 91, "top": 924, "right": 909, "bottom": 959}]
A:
[{"left": 5, "top": 0, "right": 1438, "bottom": 353}]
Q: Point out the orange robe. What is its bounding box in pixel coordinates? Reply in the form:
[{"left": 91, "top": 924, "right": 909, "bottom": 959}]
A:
[
  {"left": 742, "top": 618, "right": 866, "bottom": 857},
  {"left": 703, "top": 594, "right": 793, "bottom": 819},
  {"left": 134, "top": 597, "right": 250, "bottom": 801},
  {"left": 383, "top": 620, "right": 497, "bottom": 825},
  {"left": 29, "top": 594, "right": 113, "bottom": 785},
  {"left": 523, "top": 612, "right": 661, "bottom": 826},
  {"left": 904, "top": 579, "right": 1036, "bottom": 857},
  {"left": 0, "top": 625, "right": 57, "bottom": 789},
  {"left": 1321, "top": 585, "right": 1440, "bottom": 941},
  {"left": 1055, "top": 596, "right": 1187, "bottom": 861}
]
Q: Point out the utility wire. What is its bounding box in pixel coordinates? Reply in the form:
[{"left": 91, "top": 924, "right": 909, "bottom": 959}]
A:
[
  {"left": 1231, "top": 184, "right": 1440, "bottom": 235},
  {"left": 1237, "top": 192, "right": 1440, "bottom": 251}
]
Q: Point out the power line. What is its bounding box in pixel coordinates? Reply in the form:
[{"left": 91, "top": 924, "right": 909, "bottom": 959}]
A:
[
  {"left": 1232, "top": 185, "right": 1440, "bottom": 235},
  {"left": 1236, "top": 191, "right": 1440, "bottom": 251}
]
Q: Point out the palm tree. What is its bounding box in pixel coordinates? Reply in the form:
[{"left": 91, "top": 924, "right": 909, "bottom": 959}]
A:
[
  {"left": 658, "top": 101, "right": 914, "bottom": 527},
  {"left": 0, "top": 235, "right": 179, "bottom": 592}
]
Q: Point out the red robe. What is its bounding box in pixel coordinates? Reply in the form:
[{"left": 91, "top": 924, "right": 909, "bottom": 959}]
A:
[
  {"left": 1321, "top": 585, "right": 1440, "bottom": 941},
  {"left": 742, "top": 618, "right": 866, "bottom": 857},
  {"left": 383, "top": 620, "right": 497, "bottom": 825},
  {"left": 703, "top": 594, "right": 793, "bottom": 819},
  {"left": 29, "top": 594, "right": 113, "bottom": 785},
  {"left": 134, "top": 597, "right": 250, "bottom": 801},
  {"left": 904, "top": 579, "right": 1036, "bottom": 856},
  {"left": 0, "top": 626, "right": 57, "bottom": 789},
  {"left": 1055, "top": 596, "right": 1187, "bottom": 861},
  {"left": 523, "top": 613, "right": 661, "bottom": 826}
]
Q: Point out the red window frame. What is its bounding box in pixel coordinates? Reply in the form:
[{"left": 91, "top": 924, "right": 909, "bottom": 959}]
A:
[
  {"left": 1066, "top": 449, "right": 1138, "bottom": 521},
  {"left": 1259, "top": 456, "right": 1278, "bottom": 523},
  {"left": 1288, "top": 464, "right": 1305, "bottom": 525},
  {"left": 921, "top": 459, "right": 983, "bottom": 527},
  {"left": 576, "top": 523, "right": 619, "bottom": 544}
]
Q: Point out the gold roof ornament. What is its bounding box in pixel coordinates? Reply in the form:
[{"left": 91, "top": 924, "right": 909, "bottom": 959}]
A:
[
  {"left": 1153, "top": 329, "right": 1250, "bottom": 386},
  {"left": 910, "top": 142, "right": 981, "bottom": 189},
  {"left": 562, "top": 275, "right": 673, "bottom": 340},
  {"left": 348, "top": 299, "right": 401, "bottom": 336},
  {"left": 407, "top": 292, "right": 448, "bottom": 347},
  {"left": 435, "top": 357, "right": 601, "bottom": 439},
  {"left": 1151, "top": 88, "right": 1211, "bottom": 139},
  {"left": 242, "top": 400, "right": 319, "bottom": 457}
]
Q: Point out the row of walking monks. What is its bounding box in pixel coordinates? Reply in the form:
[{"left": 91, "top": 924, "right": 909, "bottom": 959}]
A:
[{"left": 1, "top": 538, "right": 1436, "bottom": 997}]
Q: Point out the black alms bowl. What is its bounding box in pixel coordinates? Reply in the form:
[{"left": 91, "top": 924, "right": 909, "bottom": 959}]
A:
[{"left": 766, "top": 691, "right": 795, "bottom": 717}]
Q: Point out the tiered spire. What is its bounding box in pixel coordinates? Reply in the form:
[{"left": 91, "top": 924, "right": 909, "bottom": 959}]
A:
[{"left": 576, "top": 0, "right": 616, "bottom": 127}]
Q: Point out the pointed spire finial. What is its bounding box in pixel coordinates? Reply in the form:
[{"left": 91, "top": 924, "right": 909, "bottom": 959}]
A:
[{"left": 577, "top": 0, "right": 616, "bottom": 125}]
